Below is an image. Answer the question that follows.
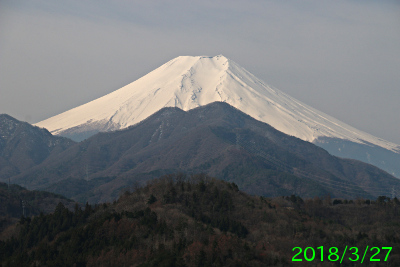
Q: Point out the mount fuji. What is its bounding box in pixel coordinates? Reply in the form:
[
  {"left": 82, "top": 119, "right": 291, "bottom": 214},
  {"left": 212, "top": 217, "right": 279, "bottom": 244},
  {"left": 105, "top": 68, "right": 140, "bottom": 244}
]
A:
[{"left": 35, "top": 55, "right": 400, "bottom": 177}]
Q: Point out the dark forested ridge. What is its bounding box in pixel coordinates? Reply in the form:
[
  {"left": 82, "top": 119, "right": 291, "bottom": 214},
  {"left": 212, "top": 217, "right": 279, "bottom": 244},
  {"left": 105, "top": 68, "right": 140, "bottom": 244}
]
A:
[
  {"left": 0, "top": 182, "right": 76, "bottom": 240},
  {"left": 1, "top": 174, "right": 399, "bottom": 266}
]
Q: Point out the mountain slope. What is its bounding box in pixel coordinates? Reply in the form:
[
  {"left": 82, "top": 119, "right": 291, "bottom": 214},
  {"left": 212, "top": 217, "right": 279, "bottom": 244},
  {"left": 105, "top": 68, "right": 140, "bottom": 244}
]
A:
[
  {"left": 0, "top": 114, "right": 75, "bottom": 179},
  {"left": 34, "top": 55, "right": 400, "bottom": 177},
  {"left": 17, "top": 103, "right": 400, "bottom": 203}
]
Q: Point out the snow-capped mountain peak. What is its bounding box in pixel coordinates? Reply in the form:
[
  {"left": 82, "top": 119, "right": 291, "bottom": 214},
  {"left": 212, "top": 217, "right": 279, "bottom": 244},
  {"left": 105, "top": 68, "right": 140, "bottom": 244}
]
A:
[{"left": 35, "top": 55, "right": 400, "bottom": 155}]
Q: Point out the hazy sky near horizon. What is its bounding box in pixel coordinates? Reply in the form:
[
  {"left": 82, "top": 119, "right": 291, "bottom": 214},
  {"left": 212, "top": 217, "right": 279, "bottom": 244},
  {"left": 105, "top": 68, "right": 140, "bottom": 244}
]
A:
[{"left": 1, "top": 0, "right": 399, "bottom": 144}]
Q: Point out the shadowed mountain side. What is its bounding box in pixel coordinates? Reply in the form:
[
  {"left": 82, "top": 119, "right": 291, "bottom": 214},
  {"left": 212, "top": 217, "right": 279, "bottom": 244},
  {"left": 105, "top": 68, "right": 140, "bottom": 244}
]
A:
[
  {"left": 11, "top": 103, "right": 400, "bottom": 202},
  {"left": 314, "top": 137, "right": 400, "bottom": 177},
  {"left": 0, "top": 114, "right": 75, "bottom": 180}
]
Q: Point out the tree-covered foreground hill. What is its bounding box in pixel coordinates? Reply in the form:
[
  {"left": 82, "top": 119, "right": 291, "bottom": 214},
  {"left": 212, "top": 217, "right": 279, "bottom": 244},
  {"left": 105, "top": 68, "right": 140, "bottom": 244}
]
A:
[
  {"left": 1, "top": 173, "right": 400, "bottom": 266},
  {"left": 0, "top": 182, "right": 75, "bottom": 240}
]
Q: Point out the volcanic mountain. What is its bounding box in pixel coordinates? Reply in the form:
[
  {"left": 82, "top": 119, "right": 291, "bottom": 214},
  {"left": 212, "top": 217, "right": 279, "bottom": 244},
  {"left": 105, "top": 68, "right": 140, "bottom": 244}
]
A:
[{"left": 35, "top": 55, "right": 400, "bottom": 177}]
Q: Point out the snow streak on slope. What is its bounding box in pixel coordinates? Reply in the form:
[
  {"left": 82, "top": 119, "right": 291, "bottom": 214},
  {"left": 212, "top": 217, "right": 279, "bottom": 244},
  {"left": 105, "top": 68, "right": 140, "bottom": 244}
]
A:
[{"left": 35, "top": 55, "right": 400, "bottom": 153}]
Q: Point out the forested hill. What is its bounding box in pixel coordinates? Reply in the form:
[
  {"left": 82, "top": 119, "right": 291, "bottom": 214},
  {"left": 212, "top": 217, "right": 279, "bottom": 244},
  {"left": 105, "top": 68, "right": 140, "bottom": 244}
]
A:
[
  {"left": 1, "top": 174, "right": 400, "bottom": 266},
  {"left": 0, "top": 182, "right": 75, "bottom": 238}
]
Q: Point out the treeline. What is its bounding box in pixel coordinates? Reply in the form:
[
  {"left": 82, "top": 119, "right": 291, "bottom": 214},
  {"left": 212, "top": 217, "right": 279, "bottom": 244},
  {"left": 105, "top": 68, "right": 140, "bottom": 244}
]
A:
[
  {"left": 1, "top": 173, "right": 400, "bottom": 266},
  {"left": 0, "top": 182, "right": 74, "bottom": 237}
]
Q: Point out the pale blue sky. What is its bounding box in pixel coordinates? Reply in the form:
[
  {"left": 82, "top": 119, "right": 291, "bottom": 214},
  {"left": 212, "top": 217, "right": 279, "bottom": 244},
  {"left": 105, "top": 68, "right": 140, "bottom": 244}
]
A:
[{"left": 1, "top": 0, "right": 399, "bottom": 144}]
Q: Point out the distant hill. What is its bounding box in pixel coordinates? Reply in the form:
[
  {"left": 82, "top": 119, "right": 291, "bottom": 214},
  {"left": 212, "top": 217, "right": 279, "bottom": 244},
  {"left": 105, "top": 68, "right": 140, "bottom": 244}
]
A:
[
  {"left": 1, "top": 174, "right": 400, "bottom": 266},
  {"left": 9, "top": 102, "right": 400, "bottom": 203},
  {"left": 0, "top": 114, "right": 75, "bottom": 179}
]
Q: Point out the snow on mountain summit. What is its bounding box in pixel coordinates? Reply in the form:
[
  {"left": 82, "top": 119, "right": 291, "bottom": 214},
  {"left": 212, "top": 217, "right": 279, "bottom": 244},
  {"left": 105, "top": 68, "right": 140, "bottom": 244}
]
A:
[{"left": 35, "top": 55, "right": 400, "bottom": 153}]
